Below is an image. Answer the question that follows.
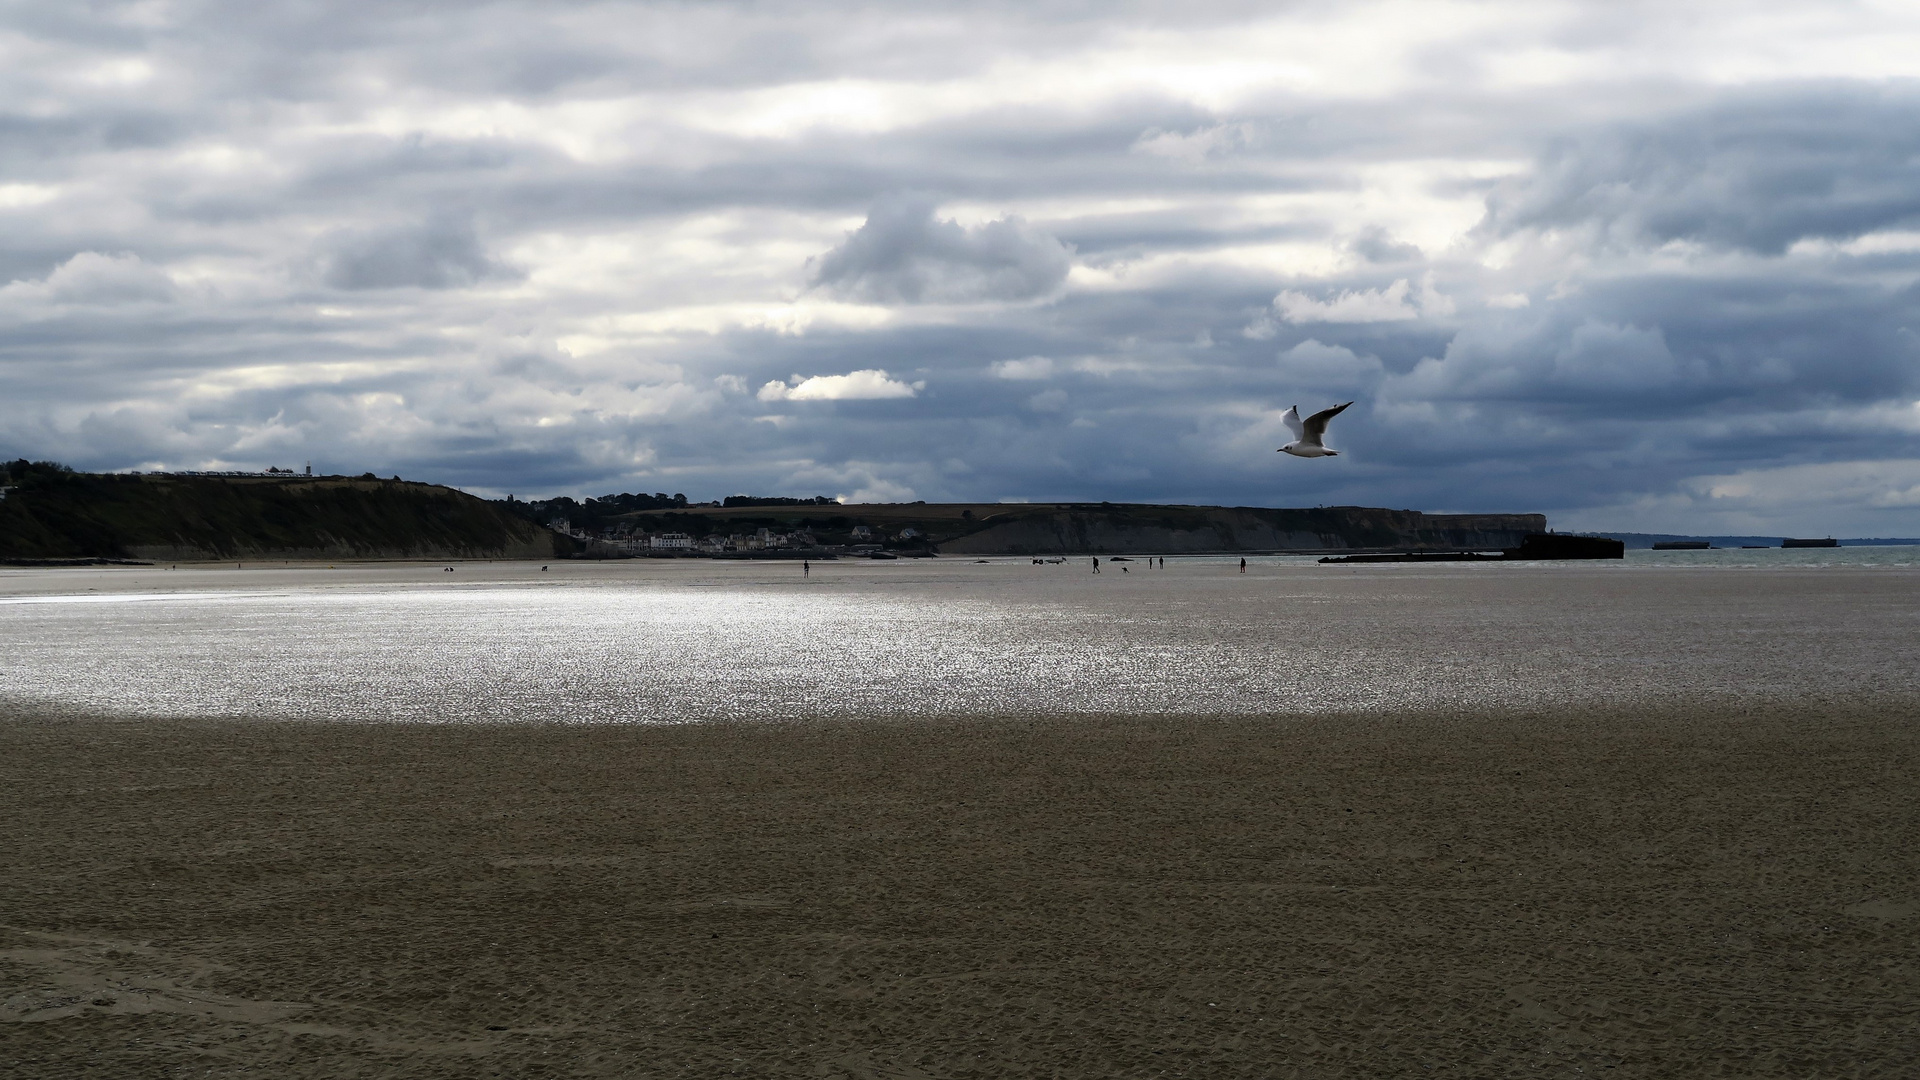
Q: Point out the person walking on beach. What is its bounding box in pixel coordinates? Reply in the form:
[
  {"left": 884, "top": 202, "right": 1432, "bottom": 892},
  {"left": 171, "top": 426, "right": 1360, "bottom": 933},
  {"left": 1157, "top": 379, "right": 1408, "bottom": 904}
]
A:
[
  {"left": 803, "top": 559, "right": 810, "bottom": 577},
  {"left": 1092, "top": 557, "right": 1100, "bottom": 574},
  {"left": 1239, "top": 557, "right": 1246, "bottom": 574}
]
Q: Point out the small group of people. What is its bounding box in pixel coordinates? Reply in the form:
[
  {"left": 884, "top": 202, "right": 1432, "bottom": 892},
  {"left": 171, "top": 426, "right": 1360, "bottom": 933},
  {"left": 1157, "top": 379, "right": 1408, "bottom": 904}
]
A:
[
  {"left": 1084, "top": 555, "right": 1251, "bottom": 572},
  {"left": 1092, "top": 556, "right": 1170, "bottom": 573}
]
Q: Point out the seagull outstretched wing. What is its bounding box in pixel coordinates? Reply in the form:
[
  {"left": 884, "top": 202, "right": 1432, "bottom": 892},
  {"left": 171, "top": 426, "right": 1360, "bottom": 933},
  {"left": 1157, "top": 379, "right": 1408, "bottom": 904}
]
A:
[
  {"left": 1302, "top": 401, "right": 1353, "bottom": 440},
  {"left": 1281, "top": 405, "right": 1307, "bottom": 441}
]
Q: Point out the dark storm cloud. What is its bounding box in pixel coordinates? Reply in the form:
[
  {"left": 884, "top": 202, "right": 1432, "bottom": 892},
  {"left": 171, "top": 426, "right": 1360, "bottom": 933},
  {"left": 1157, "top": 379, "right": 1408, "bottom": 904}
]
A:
[
  {"left": 1482, "top": 84, "right": 1920, "bottom": 253},
  {"left": 1390, "top": 272, "right": 1920, "bottom": 416},
  {"left": 807, "top": 196, "right": 1073, "bottom": 303}
]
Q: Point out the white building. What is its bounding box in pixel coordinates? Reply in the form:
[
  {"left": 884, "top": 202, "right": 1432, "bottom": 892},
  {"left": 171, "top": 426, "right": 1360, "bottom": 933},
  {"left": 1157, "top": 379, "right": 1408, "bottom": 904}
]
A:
[{"left": 649, "top": 532, "right": 694, "bottom": 550}]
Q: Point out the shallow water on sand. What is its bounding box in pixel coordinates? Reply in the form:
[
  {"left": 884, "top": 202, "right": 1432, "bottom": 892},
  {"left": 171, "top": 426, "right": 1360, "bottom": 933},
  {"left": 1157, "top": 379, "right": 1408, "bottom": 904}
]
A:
[{"left": 3, "top": 557, "right": 1917, "bottom": 721}]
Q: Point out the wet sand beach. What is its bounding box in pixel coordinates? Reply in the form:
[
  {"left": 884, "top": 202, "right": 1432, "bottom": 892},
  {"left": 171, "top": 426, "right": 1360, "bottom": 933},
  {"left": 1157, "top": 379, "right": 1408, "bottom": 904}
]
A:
[
  {"left": 4, "top": 559, "right": 1919, "bottom": 1076},
  {"left": 4, "top": 703, "right": 1918, "bottom": 1078},
  {"left": 7, "top": 556, "right": 1920, "bottom": 723}
]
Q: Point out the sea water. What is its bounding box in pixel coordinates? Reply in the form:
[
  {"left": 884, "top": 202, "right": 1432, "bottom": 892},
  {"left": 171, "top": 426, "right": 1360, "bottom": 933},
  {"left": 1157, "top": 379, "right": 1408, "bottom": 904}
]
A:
[{"left": 2, "top": 553, "right": 1917, "bottom": 722}]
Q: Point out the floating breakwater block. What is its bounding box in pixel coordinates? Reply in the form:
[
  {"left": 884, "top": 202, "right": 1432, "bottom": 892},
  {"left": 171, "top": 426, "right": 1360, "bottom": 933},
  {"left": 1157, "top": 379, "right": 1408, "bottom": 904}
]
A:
[{"left": 1503, "top": 534, "right": 1625, "bottom": 560}]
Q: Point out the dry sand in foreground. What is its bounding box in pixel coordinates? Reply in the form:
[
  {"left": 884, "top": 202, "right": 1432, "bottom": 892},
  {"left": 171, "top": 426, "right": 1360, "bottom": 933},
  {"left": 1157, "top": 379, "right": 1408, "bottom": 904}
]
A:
[{"left": 2, "top": 705, "right": 1916, "bottom": 1078}]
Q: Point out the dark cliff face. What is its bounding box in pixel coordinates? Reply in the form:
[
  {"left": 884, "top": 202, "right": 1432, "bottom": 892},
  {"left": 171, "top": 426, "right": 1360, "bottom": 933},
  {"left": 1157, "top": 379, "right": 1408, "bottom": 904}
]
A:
[
  {"left": 597, "top": 502, "right": 1546, "bottom": 555},
  {"left": 0, "top": 473, "right": 570, "bottom": 560},
  {"left": 937, "top": 506, "right": 1547, "bottom": 555},
  {"left": 591, "top": 501, "right": 1547, "bottom": 555}
]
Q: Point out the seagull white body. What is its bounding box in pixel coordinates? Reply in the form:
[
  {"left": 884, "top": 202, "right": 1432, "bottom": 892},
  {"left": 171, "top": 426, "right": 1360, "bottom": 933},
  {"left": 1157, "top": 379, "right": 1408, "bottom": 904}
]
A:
[{"left": 1278, "top": 401, "right": 1353, "bottom": 458}]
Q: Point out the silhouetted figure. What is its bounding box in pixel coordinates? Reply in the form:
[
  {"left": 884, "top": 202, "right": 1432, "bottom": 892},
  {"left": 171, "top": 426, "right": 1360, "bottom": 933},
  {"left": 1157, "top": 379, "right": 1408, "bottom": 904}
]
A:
[
  {"left": 803, "top": 560, "right": 810, "bottom": 577},
  {"left": 1092, "top": 557, "right": 1100, "bottom": 574},
  {"left": 1239, "top": 558, "right": 1246, "bottom": 574}
]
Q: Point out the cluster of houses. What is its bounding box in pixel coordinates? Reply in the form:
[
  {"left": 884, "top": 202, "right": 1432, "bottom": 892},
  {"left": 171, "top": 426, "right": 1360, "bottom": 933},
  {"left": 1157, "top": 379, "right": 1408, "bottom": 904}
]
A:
[{"left": 546, "top": 518, "right": 922, "bottom": 556}]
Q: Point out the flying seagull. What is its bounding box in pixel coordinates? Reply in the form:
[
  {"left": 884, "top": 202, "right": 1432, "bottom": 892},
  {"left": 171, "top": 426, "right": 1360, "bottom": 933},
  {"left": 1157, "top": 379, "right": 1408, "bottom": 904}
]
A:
[{"left": 1277, "top": 401, "right": 1353, "bottom": 458}]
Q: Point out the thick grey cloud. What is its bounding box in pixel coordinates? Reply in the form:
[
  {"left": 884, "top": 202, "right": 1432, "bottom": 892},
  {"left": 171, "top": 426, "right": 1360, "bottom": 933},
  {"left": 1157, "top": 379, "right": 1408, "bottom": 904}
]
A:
[
  {"left": 319, "top": 215, "right": 515, "bottom": 290},
  {"left": 1482, "top": 85, "right": 1920, "bottom": 254},
  {"left": 4, "top": 2, "right": 1920, "bottom": 535},
  {"left": 808, "top": 197, "right": 1073, "bottom": 303},
  {"left": 1349, "top": 227, "right": 1423, "bottom": 265}
]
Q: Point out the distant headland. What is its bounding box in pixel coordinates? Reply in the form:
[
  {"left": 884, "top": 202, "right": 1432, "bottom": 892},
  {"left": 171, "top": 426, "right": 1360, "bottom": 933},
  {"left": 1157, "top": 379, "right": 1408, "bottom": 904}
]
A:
[
  {"left": 530, "top": 497, "right": 1549, "bottom": 558},
  {"left": 0, "top": 463, "right": 1558, "bottom": 562},
  {"left": 0, "top": 462, "right": 566, "bottom": 562}
]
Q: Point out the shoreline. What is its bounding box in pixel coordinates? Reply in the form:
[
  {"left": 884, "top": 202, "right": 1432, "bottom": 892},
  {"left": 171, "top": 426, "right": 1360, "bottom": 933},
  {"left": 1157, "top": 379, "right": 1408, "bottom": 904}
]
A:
[{"left": 5, "top": 704, "right": 1916, "bottom": 1076}]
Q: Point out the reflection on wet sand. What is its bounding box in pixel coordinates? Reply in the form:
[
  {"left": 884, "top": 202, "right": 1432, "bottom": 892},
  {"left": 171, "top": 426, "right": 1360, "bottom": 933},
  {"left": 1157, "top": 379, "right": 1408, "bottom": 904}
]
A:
[{"left": 3, "top": 558, "right": 1918, "bottom": 722}]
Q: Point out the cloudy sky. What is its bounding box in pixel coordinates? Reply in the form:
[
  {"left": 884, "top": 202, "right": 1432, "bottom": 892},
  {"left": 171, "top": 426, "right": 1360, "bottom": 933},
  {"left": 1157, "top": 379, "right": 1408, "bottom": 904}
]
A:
[{"left": 5, "top": 1, "right": 1920, "bottom": 534}]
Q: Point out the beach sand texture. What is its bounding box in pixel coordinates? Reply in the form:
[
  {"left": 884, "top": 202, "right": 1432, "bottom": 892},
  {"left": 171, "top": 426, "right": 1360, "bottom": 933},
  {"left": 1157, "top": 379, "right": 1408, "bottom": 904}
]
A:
[{"left": 4, "top": 706, "right": 1917, "bottom": 1078}]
